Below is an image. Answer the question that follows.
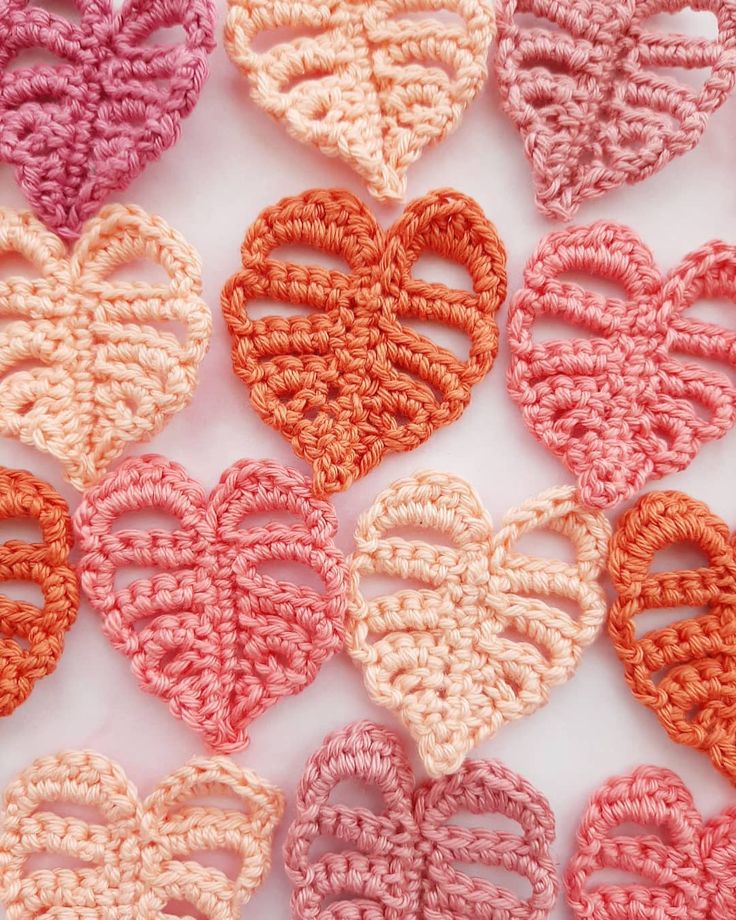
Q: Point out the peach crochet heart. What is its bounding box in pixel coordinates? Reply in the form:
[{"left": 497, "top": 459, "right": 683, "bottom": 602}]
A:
[
  {"left": 507, "top": 221, "right": 736, "bottom": 510},
  {"left": 608, "top": 490, "right": 736, "bottom": 787},
  {"left": 74, "top": 454, "right": 347, "bottom": 753},
  {"left": 496, "top": 0, "right": 736, "bottom": 220},
  {"left": 0, "top": 466, "right": 78, "bottom": 717},
  {"left": 0, "top": 0, "right": 216, "bottom": 239},
  {"left": 222, "top": 188, "right": 506, "bottom": 496},
  {"left": 566, "top": 765, "right": 736, "bottom": 919},
  {"left": 0, "top": 205, "right": 211, "bottom": 491},
  {"left": 284, "top": 720, "right": 559, "bottom": 919},
  {"left": 225, "top": 0, "right": 495, "bottom": 200},
  {"left": 0, "top": 750, "right": 283, "bottom": 920},
  {"left": 346, "top": 471, "right": 610, "bottom": 777}
]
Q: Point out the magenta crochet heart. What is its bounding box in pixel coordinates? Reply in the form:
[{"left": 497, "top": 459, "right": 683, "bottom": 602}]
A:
[
  {"left": 74, "top": 455, "right": 347, "bottom": 753},
  {"left": 0, "top": 0, "right": 215, "bottom": 239}
]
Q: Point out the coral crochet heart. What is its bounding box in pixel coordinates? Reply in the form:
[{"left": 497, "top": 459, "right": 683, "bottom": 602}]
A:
[
  {"left": 608, "top": 490, "right": 736, "bottom": 787},
  {"left": 284, "top": 720, "right": 559, "bottom": 919},
  {"left": 507, "top": 221, "right": 736, "bottom": 510},
  {"left": 346, "top": 471, "right": 610, "bottom": 777},
  {"left": 565, "top": 765, "right": 736, "bottom": 919},
  {"left": 0, "top": 466, "right": 78, "bottom": 717},
  {"left": 0, "top": 750, "right": 284, "bottom": 919},
  {"left": 495, "top": 0, "right": 736, "bottom": 220},
  {"left": 225, "top": 0, "right": 495, "bottom": 201},
  {"left": 0, "top": 0, "right": 216, "bottom": 239},
  {"left": 222, "top": 188, "right": 506, "bottom": 496},
  {"left": 0, "top": 205, "right": 211, "bottom": 491},
  {"left": 74, "top": 454, "right": 347, "bottom": 753}
]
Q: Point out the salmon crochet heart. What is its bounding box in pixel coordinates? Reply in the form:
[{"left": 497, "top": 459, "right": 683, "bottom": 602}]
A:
[
  {"left": 565, "top": 765, "right": 736, "bottom": 919},
  {"left": 222, "top": 188, "right": 506, "bottom": 496},
  {"left": 496, "top": 0, "right": 736, "bottom": 220},
  {"left": 346, "top": 471, "right": 610, "bottom": 777},
  {"left": 284, "top": 720, "right": 559, "bottom": 919},
  {"left": 0, "top": 0, "right": 216, "bottom": 239},
  {"left": 507, "top": 221, "right": 736, "bottom": 510},
  {"left": 608, "top": 490, "right": 736, "bottom": 787},
  {"left": 74, "top": 454, "right": 347, "bottom": 753},
  {"left": 225, "top": 0, "right": 495, "bottom": 201},
  {"left": 0, "top": 205, "right": 211, "bottom": 491},
  {"left": 0, "top": 466, "right": 78, "bottom": 717},
  {"left": 0, "top": 750, "right": 284, "bottom": 920}
]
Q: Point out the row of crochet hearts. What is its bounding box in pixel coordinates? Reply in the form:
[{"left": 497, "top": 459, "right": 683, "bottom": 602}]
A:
[
  {"left": 0, "top": 721, "right": 734, "bottom": 920},
  {"left": 4, "top": 0, "right": 736, "bottom": 237},
  {"left": 5, "top": 456, "right": 736, "bottom": 789},
  {"left": 2, "top": 191, "right": 736, "bottom": 507}
]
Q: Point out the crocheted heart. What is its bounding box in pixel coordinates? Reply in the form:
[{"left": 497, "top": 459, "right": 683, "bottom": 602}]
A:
[
  {"left": 225, "top": 0, "right": 494, "bottom": 200},
  {"left": 507, "top": 222, "right": 736, "bottom": 510},
  {"left": 496, "top": 0, "right": 736, "bottom": 220},
  {"left": 0, "top": 205, "right": 211, "bottom": 491},
  {"left": 0, "top": 466, "right": 78, "bottom": 717},
  {"left": 284, "top": 720, "right": 559, "bottom": 919},
  {"left": 222, "top": 188, "right": 506, "bottom": 496},
  {"left": 346, "top": 471, "right": 610, "bottom": 776},
  {"left": 565, "top": 765, "right": 736, "bottom": 919},
  {"left": 0, "top": 750, "right": 283, "bottom": 920},
  {"left": 608, "top": 490, "right": 736, "bottom": 786},
  {"left": 74, "top": 454, "right": 347, "bottom": 753},
  {"left": 0, "top": 0, "right": 215, "bottom": 239}
]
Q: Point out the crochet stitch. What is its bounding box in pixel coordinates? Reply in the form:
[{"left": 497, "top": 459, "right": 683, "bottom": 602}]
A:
[
  {"left": 507, "top": 221, "right": 736, "bottom": 510},
  {"left": 495, "top": 0, "right": 736, "bottom": 220},
  {"left": 565, "top": 764, "right": 736, "bottom": 919},
  {"left": 225, "top": 0, "right": 495, "bottom": 201},
  {"left": 0, "top": 205, "right": 212, "bottom": 491},
  {"left": 0, "top": 0, "right": 216, "bottom": 239},
  {"left": 284, "top": 720, "right": 559, "bottom": 919},
  {"left": 608, "top": 490, "right": 736, "bottom": 786},
  {"left": 0, "top": 750, "right": 283, "bottom": 919},
  {"left": 0, "top": 466, "right": 78, "bottom": 717},
  {"left": 222, "top": 188, "right": 506, "bottom": 496},
  {"left": 74, "top": 454, "right": 347, "bottom": 753},
  {"left": 346, "top": 472, "right": 610, "bottom": 776}
]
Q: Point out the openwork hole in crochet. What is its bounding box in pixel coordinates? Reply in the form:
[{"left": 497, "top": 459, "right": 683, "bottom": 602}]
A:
[
  {"left": 284, "top": 720, "right": 559, "bottom": 919},
  {"left": 345, "top": 471, "right": 611, "bottom": 777}
]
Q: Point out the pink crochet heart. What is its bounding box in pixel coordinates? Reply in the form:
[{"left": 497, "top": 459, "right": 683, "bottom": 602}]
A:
[
  {"left": 74, "top": 455, "right": 347, "bottom": 753},
  {"left": 0, "top": 0, "right": 215, "bottom": 239},
  {"left": 507, "top": 222, "right": 736, "bottom": 509},
  {"left": 496, "top": 0, "right": 736, "bottom": 219}
]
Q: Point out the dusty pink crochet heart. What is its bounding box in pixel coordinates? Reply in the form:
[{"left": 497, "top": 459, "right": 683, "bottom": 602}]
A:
[
  {"left": 507, "top": 222, "right": 736, "bottom": 509},
  {"left": 496, "top": 0, "right": 736, "bottom": 219},
  {"left": 0, "top": 0, "right": 215, "bottom": 239},
  {"left": 74, "top": 454, "right": 347, "bottom": 753}
]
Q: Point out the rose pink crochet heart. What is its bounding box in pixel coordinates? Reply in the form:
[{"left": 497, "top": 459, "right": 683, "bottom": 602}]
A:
[
  {"left": 74, "top": 454, "right": 347, "bottom": 753},
  {"left": 507, "top": 221, "right": 736, "bottom": 510},
  {"left": 0, "top": 0, "right": 216, "bottom": 239},
  {"left": 496, "top": 0, "right": 736, "bottom": 219}
]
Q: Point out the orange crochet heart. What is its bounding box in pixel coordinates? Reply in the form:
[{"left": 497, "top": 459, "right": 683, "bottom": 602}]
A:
[{"left": 222, "top": 188, "right": 506, "bottom": 496}]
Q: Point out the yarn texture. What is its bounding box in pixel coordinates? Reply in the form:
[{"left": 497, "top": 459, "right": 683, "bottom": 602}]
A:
[
  {"left": 0, "top": 750, "right": 283, "bottom": 919},
  {"left": 223, "top": 188, "right": 506, "bottom": 496},
  {"left": 0, "top": 467, "right": 78, "bottom": 718},
  {"left": 507, "top": 221, "right": 736, "bottom": 510},
  {"left": 346, "top": 472, "right": 610, "bottom": 776},
  {"left": 0, "top": 205, "right": 212, "bottom": 491},
  {"left": 0, "top": 0, "right": 216, "bottom": 239},
  {"left": 225, "top": 0, "right": 495, "bottom": 201},
  {"left": 284, "top": 720, "right": 559, "bottom": 919},
  {"left": 565, "top": 764, "right": 736, "bottom": 919},
  {"left": 496, "top": 0, "right": 736, "bottom": 220},
  {"left": 609, "top": 490, "right": 736, "bottom": 786},
  {"left": 74, "top": 454, "right": 347, "bottom": 753}
]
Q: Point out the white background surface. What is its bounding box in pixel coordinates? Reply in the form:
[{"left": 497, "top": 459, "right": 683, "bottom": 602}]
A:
[{"left": 1, "top": 2, "right": 736, "bottom": 917}]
